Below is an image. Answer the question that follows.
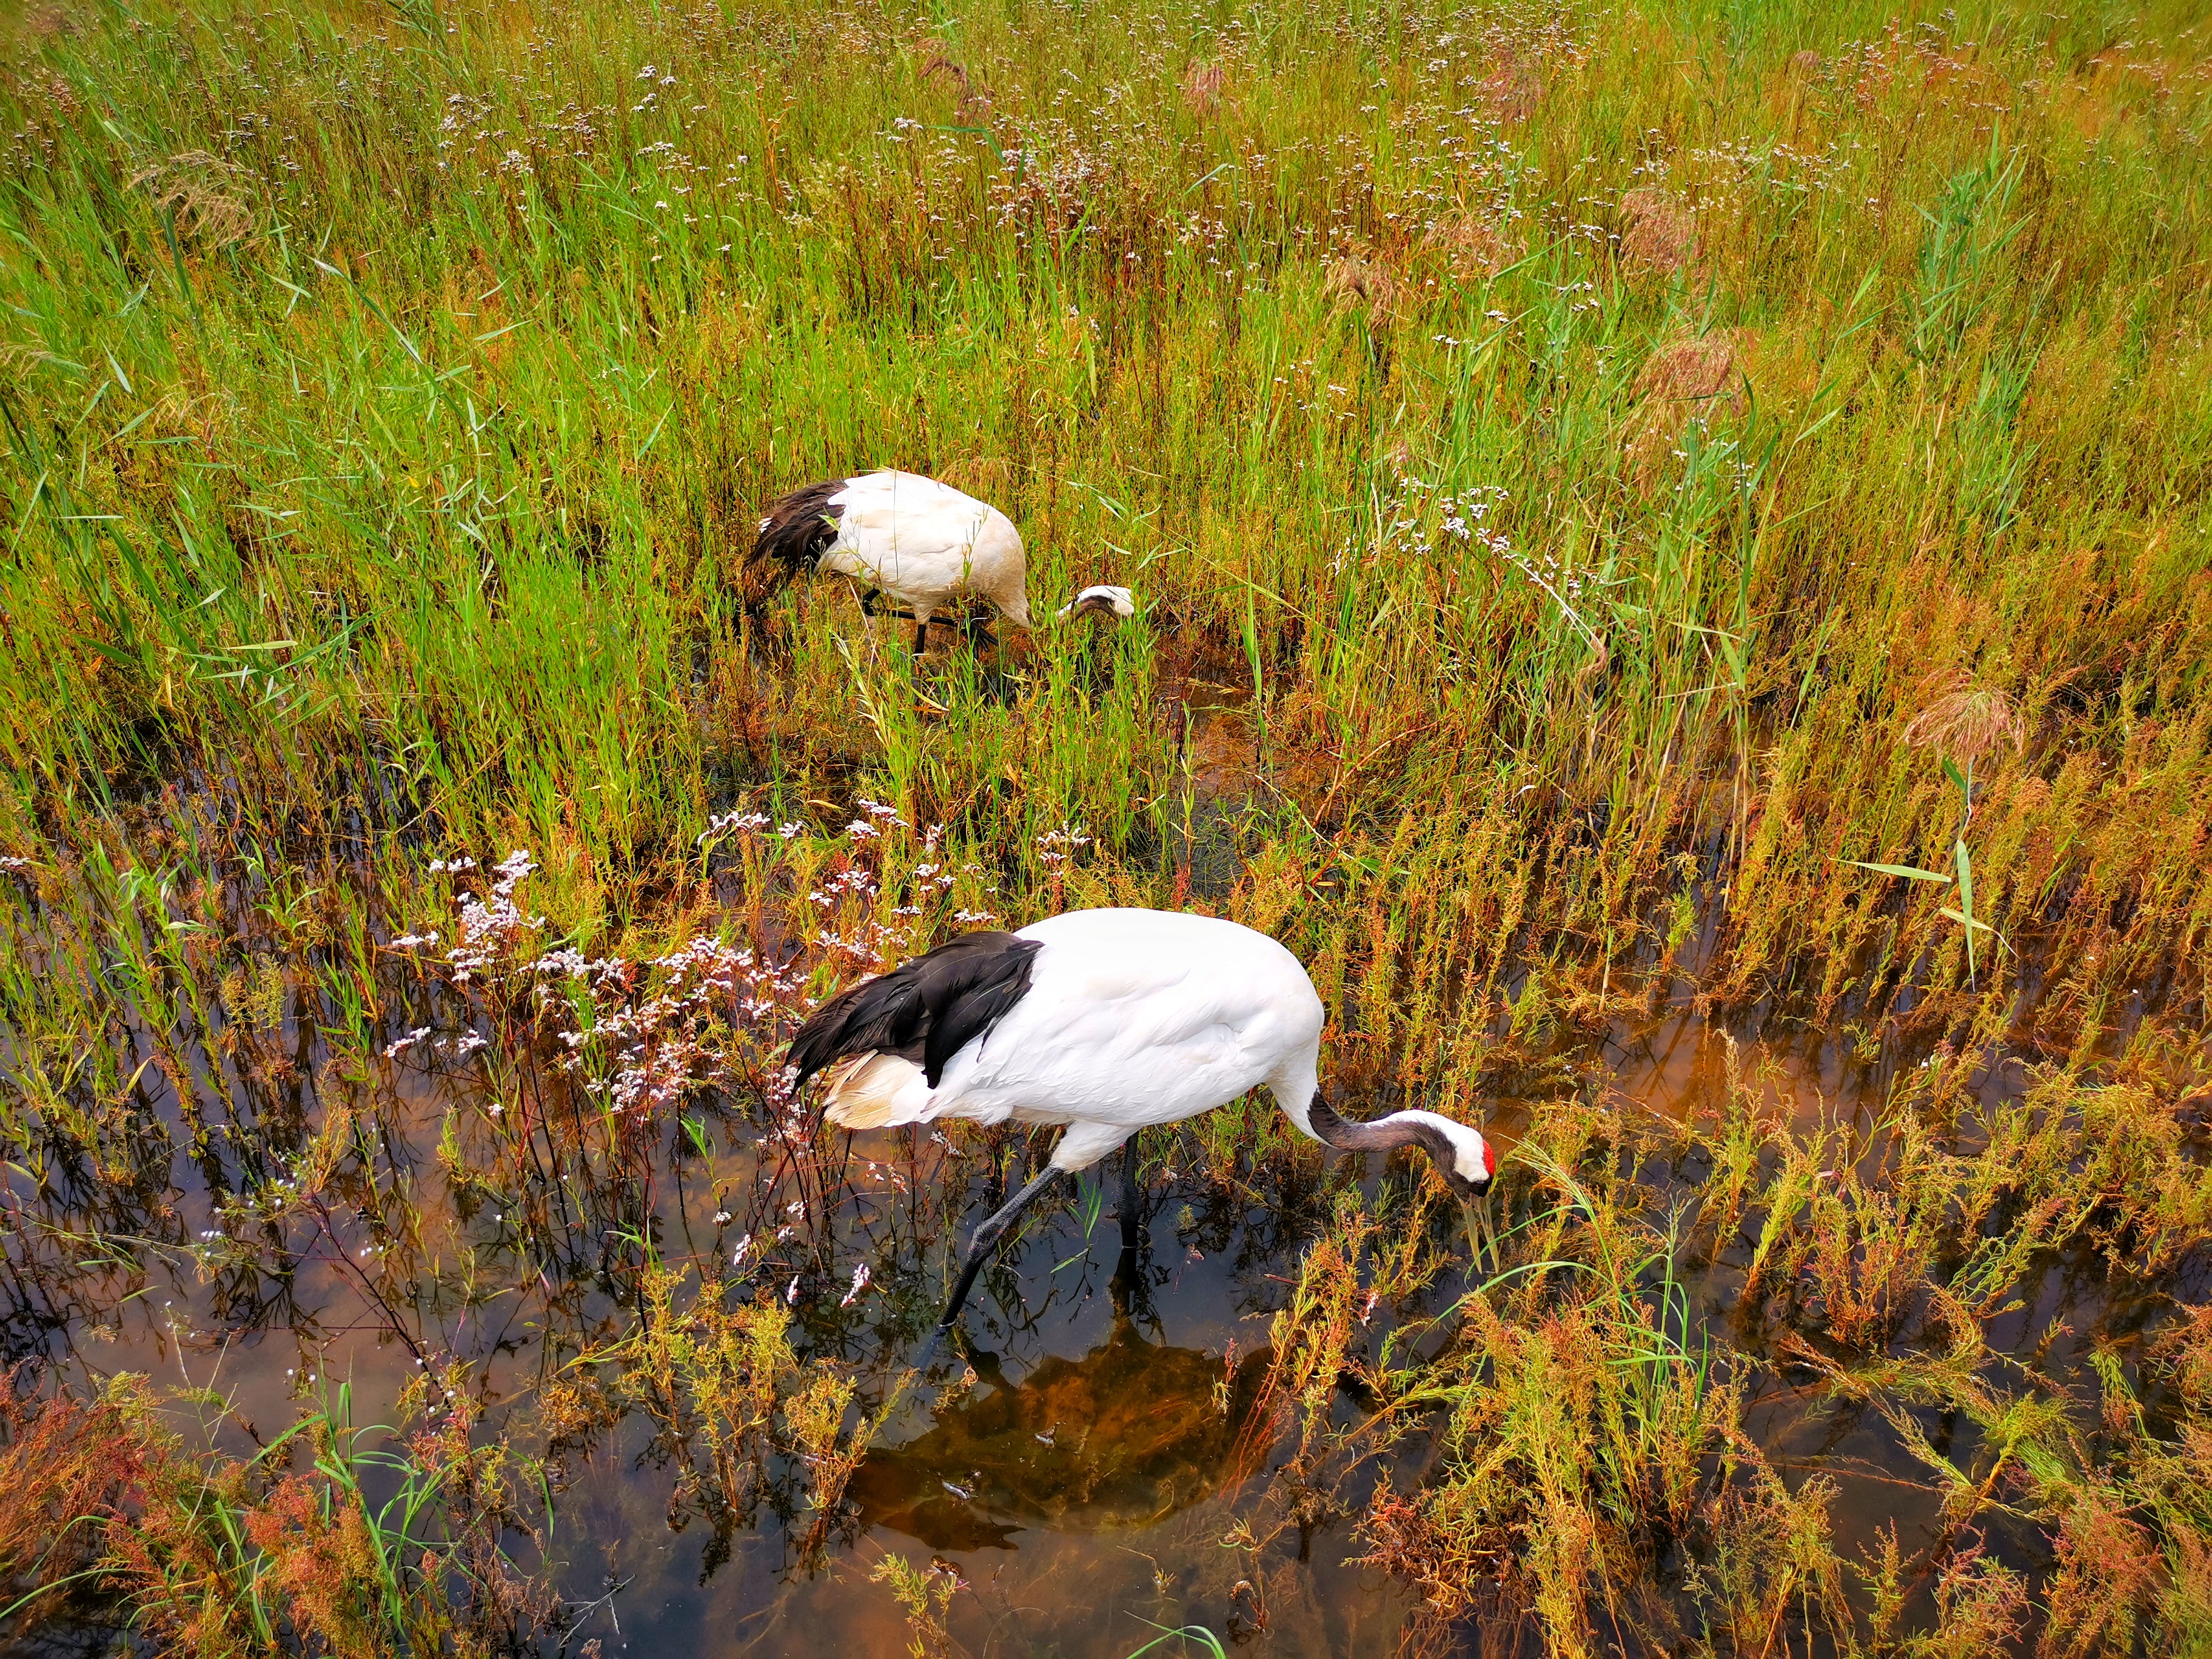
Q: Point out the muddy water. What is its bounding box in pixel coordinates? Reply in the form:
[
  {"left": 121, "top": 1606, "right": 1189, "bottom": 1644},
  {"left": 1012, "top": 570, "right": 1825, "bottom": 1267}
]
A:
[{"left": 0, "top": 942, "right": 2161, "bottom": 1658}]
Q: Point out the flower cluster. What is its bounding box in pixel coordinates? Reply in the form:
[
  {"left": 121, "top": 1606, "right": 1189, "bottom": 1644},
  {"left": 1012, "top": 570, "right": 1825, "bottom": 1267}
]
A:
[
  {"left": 1432, "top": 482, "right": 1512, "bottom": 557},
  {"left": 550, "top": 933, "right": 805, "bottom": 1116},
  {"left": 1034, "top": 824, "right": 1093, "bottom": 870},
  {"left": 390, "top": 800, "right": 1005, "bottom": 1128},
  {"left": 809, "top": 803, "right": 933, "bottom": 969},
  {"left": 446, "top": 851, "right": 545, "bottom": 985},
  {"left": 390, "top": 844, "right": 808, "bottom": 1119}
]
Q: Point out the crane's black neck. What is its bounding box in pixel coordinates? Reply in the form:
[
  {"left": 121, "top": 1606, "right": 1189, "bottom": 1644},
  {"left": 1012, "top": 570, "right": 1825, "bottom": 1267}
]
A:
[{"left": 1309, "top": 1096, "right": 1456, "bottom": 1168}]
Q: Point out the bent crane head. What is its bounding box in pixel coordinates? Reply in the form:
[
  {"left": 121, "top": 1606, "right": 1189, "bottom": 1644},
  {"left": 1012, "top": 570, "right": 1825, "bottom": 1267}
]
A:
[
  {"left": 1056, "top": 584, "right": 1136, "bottom": 622},
  {"left": 1430, "top": 1122, "right": 1494, "bottom": 1205},
  {"left": 1437, "top": 1126, "right": 1501, "bottom": 1269},
  {"left": 1309, "top": 1098, "right": 1497, "bottom": 1264},
  {"left": 1417, "top": 1119, "right": 1498, "bottom": 1267}
]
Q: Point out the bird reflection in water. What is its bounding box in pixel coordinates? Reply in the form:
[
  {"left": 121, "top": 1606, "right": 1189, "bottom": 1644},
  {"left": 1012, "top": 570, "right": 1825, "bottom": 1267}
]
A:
[{"left": 848, "top": 1323, "right": 1274, "bottom": 1552}]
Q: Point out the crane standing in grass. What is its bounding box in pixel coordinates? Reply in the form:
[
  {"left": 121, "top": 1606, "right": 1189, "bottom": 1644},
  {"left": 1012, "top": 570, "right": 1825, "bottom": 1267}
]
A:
[
  {"left": 786, "top": 907, "right": 1496, "bottom": 1355},
  {"left": 753, "top": 469, "right": 1133, "bottom": 652}
]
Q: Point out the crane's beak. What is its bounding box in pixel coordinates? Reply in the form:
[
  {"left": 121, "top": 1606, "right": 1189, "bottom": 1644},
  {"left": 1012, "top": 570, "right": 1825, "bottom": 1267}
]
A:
[
  {"left": 1442, "top": 1168, "right": 1496, "bottom": 1275},
  {"left": 1461, "top": 1184, "right": 1498, "bottom": 1274}
]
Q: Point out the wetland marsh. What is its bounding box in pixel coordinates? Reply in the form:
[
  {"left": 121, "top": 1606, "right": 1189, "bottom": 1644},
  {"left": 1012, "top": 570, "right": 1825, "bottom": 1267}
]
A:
[{"left": 2, "top": 0, "right": 2211, "bottom": 1652}]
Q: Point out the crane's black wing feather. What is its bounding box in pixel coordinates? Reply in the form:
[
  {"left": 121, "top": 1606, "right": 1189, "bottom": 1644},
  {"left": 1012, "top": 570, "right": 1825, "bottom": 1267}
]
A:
[
  {"left": 753, "top": 478, "right": 846, "bottom": 577},
  {"left": 786, "top": 930, "right": 1044, "bottom": 1091}
]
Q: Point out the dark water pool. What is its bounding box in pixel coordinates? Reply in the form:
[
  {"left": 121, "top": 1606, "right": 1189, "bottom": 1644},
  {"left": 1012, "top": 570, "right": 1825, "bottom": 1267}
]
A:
[{"left": 1, "top": 950, "right": 2173, "bottom": 1658}]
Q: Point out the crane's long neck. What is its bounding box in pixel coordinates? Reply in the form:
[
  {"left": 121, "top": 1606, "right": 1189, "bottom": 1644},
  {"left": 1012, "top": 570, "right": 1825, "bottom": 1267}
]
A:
[
  {"left": 1309, "top": 1096, "right": 1447, "bottom": 1158},
  {"left": 1268, "top": 1045, "right": 1491, "bottom": 1187},
  {"left": 1304, "top": 1096, "right": 1493, "bottom": 1188}
]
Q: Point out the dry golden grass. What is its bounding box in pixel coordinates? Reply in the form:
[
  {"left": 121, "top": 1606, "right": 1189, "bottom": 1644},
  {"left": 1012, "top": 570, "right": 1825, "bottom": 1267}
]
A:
[
  {"left": 1905, "top": 670, "right": 2026, "bottom": 762},
  {"left": 916, "top": 38, "right": 990, "bottom": 119},
  {"left": 1423, "top": 209, "right": 1520, "bottom": 278},
  {"left": 1324, "top": 249, "right": 1406, "bottom": 321},
  {"left": 127, "top": 150, "right": 257, "bottom": 248},
  {"left": 1623, "top": 332, "right": 1744, "bottom": 488},
  {"left": 1618, "top": 186, "right": 1698, "bottom": 275},
  {"left": 1476, "top": 53, "right": 1543, "bottom": 122},
  {"left": 1182, "top": 59, "right": 1227, "bottom": 116}
]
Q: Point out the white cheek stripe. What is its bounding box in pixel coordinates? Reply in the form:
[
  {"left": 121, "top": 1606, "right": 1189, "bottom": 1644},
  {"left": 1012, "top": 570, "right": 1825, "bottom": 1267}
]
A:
[{"left": 1396, "top": 1108, "right": 1489, "bottom": 1181}]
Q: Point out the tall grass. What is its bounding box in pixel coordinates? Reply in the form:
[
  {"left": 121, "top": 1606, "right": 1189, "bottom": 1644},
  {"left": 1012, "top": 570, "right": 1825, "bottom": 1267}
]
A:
[{"left": 2, "top": 0, "right": 2207, "bottom": 1067}]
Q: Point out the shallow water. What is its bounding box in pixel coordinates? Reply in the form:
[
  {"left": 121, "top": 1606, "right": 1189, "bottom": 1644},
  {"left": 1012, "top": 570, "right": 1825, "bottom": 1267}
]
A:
[{"left": 0, "top": 907, "right": 2187, "bottom": 1657}]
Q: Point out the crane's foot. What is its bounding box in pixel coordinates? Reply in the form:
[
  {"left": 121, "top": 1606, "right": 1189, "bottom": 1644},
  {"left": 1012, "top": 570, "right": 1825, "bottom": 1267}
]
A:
[{"left": 913, "top": 1323, "right": 951, "bottom": 1373}]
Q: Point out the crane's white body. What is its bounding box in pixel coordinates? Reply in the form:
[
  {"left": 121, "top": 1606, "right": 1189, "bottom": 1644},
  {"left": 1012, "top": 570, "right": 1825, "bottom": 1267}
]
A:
[
  {"left": 816, "top": 470, "right": 1033, "bottom": 631},
  {"left": 821, "top": 909, "right": 1488, "bottom": 1181}
]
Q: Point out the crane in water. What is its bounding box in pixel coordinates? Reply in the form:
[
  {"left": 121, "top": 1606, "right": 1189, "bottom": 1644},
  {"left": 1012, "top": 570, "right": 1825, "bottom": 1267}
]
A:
[
  {"left": 786, "top": 907, "right": 1495, "bottom": 1355},
  {"left": 752, "top": 469, "right": 1133, "bottom": 652}
]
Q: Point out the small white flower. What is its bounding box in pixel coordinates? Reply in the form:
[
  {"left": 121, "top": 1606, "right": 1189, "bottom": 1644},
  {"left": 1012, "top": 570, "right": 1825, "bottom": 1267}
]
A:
[{"left": 383, "top": 1026, "right": 431, "bottom": 1059}]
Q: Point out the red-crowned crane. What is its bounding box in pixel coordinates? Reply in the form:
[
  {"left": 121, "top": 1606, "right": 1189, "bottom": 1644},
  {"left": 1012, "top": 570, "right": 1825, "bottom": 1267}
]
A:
[
  {"left": 753, "top": 470, "right": 1133, "bottom": 652},
  {"left": 786, "top": 907, "right": 1495, "bottom": 1356}
]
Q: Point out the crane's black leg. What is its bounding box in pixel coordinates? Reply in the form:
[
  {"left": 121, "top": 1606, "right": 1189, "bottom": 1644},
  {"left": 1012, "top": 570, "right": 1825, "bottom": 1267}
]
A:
[
  {"left": 1110, "top": 1139, "right": 1156, "bottom": 1325},
  {"left": 913, "top": 617, "right": 930, "bottom": 654},
  {"left": 915, "top": 1165, "right": 1064, "bottom": 1368},
  {"left": 1118, "top": 1139, "right": 1145, "bottom": 1253}
]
